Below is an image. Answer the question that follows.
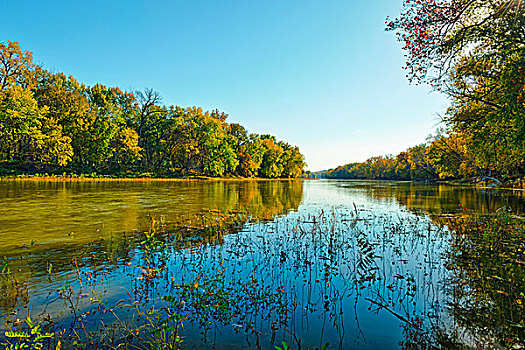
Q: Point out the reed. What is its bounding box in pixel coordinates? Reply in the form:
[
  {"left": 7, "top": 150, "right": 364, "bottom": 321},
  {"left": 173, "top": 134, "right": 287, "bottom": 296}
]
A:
[{"left": 1, "top": 207, "right": 524, "bottom": 349}]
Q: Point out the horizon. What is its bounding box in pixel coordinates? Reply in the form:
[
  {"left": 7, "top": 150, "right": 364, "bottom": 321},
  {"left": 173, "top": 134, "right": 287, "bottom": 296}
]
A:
[{"left": 1, "top": 0, "right": 448, "bottom": 172}]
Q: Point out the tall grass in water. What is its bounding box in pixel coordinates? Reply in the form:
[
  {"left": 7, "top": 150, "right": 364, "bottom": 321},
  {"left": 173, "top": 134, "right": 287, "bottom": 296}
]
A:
[{"left": 1, "top": 208, "right": 524, "bottom": 349}]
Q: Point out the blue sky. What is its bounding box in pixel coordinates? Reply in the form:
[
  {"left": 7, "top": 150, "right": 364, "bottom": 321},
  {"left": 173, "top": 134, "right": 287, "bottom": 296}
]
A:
[{"left": 1, "top": 0, "right": 447, "bottom": 171}]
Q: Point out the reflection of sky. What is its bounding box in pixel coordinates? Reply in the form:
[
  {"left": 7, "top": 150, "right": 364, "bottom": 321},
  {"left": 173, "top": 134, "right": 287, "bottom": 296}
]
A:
[
  {"left": 300, "top": 180, "right": 404, "bottom": 212},
  {"left": 304, "top": 180, "right": 525, "bottom": 215},
  {"left": 1, "top": 180, "right": 517, "bottom": 348}
]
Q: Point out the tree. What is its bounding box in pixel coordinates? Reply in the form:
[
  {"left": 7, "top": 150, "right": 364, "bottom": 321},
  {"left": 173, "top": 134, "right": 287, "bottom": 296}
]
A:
[
  {"left": 135, "top": 88, "right": 162, "bottom": 147},
  {"left": 387, "top": 0, "right": 525, "bottom": 85},
  {"left": 0, "top": 41, "right": 306, "bottom": 178},
  {"left": 199, "top": 116, "right": 238, "bottom": 177},
  {"left": 85, "top": 84, "right": 142, "bottom": 169},
  {"left": 407, "top": 144, "right": 437, "bottom": 179},
  {"left": 235, "top": 134, "right": 266, "bottom": 177},
  {"left": 259, "top": 138, "right": 284, "bottom": 178},
  {"left": 279, "top": 143, "right": 305, "bottom": 178},
  {"left": 33, "top": 71, "right": 93, "bottom": 167},
  {"left": 388, "top": 0, "right": 525, "bottom": 182},
  {"left": 395, "top": 152, "right": 411, "bottom": 179},
  {"left": 0, "top": 86, "right": 72, "bottom": 166},
  {"left": 0, "top": 41, "right": 36, "bottom": 90},
  {"left": 110, "top": 127, "right": 142, "bottom": 170},
  {"left": 427, "top": 129, "right": 475, "bottom": 178}
]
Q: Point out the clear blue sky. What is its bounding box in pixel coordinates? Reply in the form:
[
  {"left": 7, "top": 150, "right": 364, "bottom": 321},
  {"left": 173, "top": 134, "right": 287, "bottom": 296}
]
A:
[{"left": 1, "top": 0, "right": 447, "bottom": 171}]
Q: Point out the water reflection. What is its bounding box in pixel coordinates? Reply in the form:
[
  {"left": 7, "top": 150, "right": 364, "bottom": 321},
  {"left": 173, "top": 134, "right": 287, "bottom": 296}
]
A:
[
  {"left": 0, "top": 180, "right": 303, "bottom": 252},
  {"left": 1, "top": 180, "right": 524, "bottom": 349},
  {"left": 0, "top": 180, "right": 303, "bottom": 317},
  {"left": 329, "top": 180, "right": 525, "bottom": 214}
]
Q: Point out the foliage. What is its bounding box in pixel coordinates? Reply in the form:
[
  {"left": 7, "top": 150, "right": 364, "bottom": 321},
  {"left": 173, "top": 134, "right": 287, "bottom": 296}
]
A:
[
  {"left": 324, "top": 144, "right": 436, "bottom": 180},
  {"left": 383, "top": 0, "right": 525, "bottom": 183},
  {"left": 0, "top": 41, "right": 35, "bottom": 90},
  {"left": 0, "top": 41, "right": 305, "bottom": 178},
  {"left": 0, "top": 86, "right": 73, "bottom": 167},
  {"left": 2, "top": 317, "right": 54, "bottom": 350},
  {"left": 386, "top": 0, "right": 525, "bottom": 86},
  {"left": 329, "top": 1, "right": 525, "bottom": 184}
]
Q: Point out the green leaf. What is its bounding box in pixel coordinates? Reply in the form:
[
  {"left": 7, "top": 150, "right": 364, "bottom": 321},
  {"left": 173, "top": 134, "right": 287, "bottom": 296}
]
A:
[
  {"left": 25, "top": 317, "right": 33, "bottom": 329},
  {"left": 5, "top": 331, "right": 30, "bottom": 338}
]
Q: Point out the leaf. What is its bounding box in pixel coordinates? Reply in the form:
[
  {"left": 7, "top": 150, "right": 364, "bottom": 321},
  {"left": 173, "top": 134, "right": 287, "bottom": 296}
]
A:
[
  {"left": 5, "top": 331, "right": 30, "bottom": 338},
  {"left": 25, "top": 317, "right": 33, "bottom": 329}
]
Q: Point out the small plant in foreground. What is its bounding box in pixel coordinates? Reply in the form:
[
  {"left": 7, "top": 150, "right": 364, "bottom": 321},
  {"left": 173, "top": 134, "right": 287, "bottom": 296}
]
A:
[{"left": 2, "top": 317, "right": 54, "bottom": 350}]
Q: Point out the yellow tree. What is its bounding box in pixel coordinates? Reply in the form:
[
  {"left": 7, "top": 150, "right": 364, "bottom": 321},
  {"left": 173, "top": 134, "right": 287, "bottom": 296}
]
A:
[
  {"left": 0, "top": 41, "right": 36, "bottom": 90},
  {"left": 0, "top": 86, "right": 72, "bottom": 166}
]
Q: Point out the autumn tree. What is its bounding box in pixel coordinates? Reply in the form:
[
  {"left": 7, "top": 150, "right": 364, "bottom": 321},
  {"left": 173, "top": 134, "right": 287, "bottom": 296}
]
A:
[
  {"left": 134, "top": 89, "right": 162, "bottom": 147},
  {"left": 387, "top": 0, "right": 525, "bottom": 85},
  {"left": 0, "top": 41, "right": 306, "bottom": 178},
  {"left": 0, "top": 40, "right": 36, "bottom": 90},
  {"left": 279, "top": 142, "right": 306, "bottom": 178},
  {"left": 388, "top": 0, "right": 525, "bottom": 181},
  {"left": 426, "top": 129, "right": 475, "bottom": 178},
  {"left": 0, "top": 86, "right": 72, "bottom": 166},
  {"left": 33, "top": 71, "right": 93, "bottom": 168},
  {"left": 259, "top": 136, "right": 284, "bottom": 178},
  {"left": 395, "top": 152, "right": 411, "bottom": 179},
  {"left": 86, "top": 84, "right": 142, "bottom": 170},
  {"left": 198, "top": 114, "right": 238, "bottom": 177}
]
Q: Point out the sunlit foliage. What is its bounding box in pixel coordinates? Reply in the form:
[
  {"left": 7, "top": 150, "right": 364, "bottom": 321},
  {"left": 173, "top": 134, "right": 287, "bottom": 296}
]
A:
[
  {"left": 0, "top": 42, "right": 305, "bottom": 178},
  {"left": 381, "top": 0, "right": 525, "bottom": 184}
]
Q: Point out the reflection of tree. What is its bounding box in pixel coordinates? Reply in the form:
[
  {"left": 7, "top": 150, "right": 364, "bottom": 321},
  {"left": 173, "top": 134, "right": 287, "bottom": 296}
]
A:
[
  {"left": 365, "top": 211, "right": 525, "bottom": 348},
  {"left": 335, "top": 181, "right": 525, "bottom": 215},
  {"left": 0, "top": 180, "right": 303, "bottom": 316},
  {"left": 199, "top": 180, "right": 303, "bottom": 221},
  {"left": 442, "top": 214, "right": 525, "bottom": 348},
  {"left": 327, "top": 181, "right": 525, "bottom": 347}
]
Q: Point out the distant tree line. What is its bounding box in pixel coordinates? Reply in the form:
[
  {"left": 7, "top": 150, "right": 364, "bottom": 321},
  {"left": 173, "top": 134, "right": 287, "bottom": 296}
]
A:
[
  {"left": 325, "top": 129, "right": 524, "bottom": 184},
  {"left": 324, "top": 144, "right": 435, "bottom": 180},
  {"left": 327, "top": 1, "right": 525, "bottom": 185},
  {"left": 0, "top": 41, "right": 305, "bottom": 178}
]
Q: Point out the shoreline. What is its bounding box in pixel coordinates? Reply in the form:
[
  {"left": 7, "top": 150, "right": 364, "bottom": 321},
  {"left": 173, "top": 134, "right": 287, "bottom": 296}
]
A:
[
  {"left": 2, "top": 176, "right": 523, "bottom": 191},
  {"left": 0, "top": 175, "right": 306, "bottom": 182},
  {"left": 315, "top": 177, "right": 525, "bottom": 191}
]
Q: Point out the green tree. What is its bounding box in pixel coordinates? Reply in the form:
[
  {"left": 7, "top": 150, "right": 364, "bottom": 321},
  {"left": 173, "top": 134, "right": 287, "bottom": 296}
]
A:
[
  {"left": 33, "top": 71, "right": 93, "bottom": 168},
  {"left": 279, "top": 142, "right": 305, "bottom": 178},
  {"left": 259, "top": 137, "right": 284, "bottom": 178},
  {"left": 388, "top": 1, "right": 525, "bottom": 182},
  {"left": 407, "top": 144, "right": 437, "bottom": 179},
  {"left": 0, "top": 86, "right": 72, "bottom": 166},
  {"left": 0, "top": 41, "right": 306, "bottom": 178}
]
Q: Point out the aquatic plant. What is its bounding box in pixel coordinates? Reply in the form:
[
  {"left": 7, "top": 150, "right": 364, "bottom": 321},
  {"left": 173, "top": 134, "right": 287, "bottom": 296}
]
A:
[
  {"left": 1, "top": 202, "right": 524, "bottom": 348},
  {"left": 2, "top": 317, "right": 54, "bottom": 350}
]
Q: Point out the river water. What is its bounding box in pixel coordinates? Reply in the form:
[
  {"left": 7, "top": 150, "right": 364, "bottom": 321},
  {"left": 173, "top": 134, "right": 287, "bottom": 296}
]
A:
[{"left": 0, "top": 180, "right": 524, "bottom": 349}]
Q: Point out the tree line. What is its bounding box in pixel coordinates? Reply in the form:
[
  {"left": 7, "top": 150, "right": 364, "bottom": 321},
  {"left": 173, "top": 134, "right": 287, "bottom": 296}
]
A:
[
  {"left": 0, "top": 41, "right": 305, "bottom": 178},
  {"left": 324, "top": 144, "right": 436, "bottom": 180},
  {"left": 327, "top": 0, "right": 525, "bottom": 185}
]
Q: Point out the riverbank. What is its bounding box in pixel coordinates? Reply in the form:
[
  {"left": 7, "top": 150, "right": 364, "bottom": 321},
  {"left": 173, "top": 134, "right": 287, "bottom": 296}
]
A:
[
  {"left": 435, "top": 178, "right": 525, "bottom": 191},
  {"left": 0, "top": 174, "right": 305, "bottom": 182}
]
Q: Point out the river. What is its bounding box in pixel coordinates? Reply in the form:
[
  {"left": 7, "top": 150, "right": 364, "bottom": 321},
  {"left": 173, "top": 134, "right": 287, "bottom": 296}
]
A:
[{"left": 0, "top": 179, "right": 524, "bottom": 349}]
